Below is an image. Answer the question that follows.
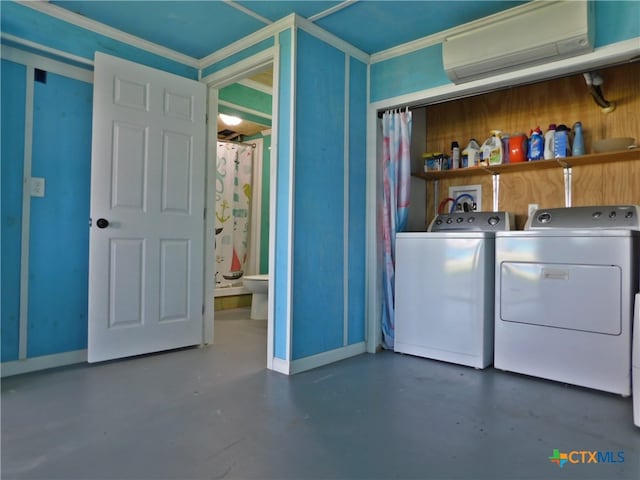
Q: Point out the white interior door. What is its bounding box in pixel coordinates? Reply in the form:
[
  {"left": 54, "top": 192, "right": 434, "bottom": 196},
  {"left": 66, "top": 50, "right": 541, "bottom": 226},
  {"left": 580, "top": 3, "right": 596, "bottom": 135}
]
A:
[{"left": 88, "top": 52, "right": 206, "bottom": 363}]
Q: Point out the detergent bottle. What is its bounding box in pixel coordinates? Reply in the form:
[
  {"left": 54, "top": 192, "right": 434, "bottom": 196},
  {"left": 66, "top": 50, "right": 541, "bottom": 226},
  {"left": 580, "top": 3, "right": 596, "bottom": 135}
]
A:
[
  {"left": 480, "top": 130, "right": 503, "bottom": 165},
  {"left": 544, "top": 124, "right": 556, "bottom": 160},
  {"left": 528, "top": 127, "right": 544, "bottom": 161}
]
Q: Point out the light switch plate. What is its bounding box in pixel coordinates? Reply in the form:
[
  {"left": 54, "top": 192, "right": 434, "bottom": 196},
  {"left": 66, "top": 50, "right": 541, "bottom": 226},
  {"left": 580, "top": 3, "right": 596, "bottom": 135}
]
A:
[{"left": 30, "top": 177, "right": 45, "bottom": 197}]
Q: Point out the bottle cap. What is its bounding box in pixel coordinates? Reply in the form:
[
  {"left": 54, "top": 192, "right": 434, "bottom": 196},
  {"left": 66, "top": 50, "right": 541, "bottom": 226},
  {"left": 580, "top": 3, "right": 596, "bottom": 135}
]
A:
[
  {"left": 451, "top": 141, "right": 459, "bottom": 148},
  {"left": 548, "top": 124, "right": 556, "bottom": 130}
]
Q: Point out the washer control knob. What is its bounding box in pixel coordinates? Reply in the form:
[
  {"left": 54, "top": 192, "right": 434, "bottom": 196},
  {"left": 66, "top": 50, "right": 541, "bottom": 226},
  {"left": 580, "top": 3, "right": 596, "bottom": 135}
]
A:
[
  {"left": 625, "top": 211, "right": 634, "bottom": 219},
  {"left": 446, "top": 218, "right": 453, "bottom": 224},
  {"left": 467, "top": 216, "right": 475, "bottom": 223},
  {"left": 456, "top": 217, "right": 464, "bottom": 223},
  {"left": 488, "top": 216, "right": 500, "bottom": 226},
  {"left": 592, "top": 211, "right": 602, "bottom": 219},
  {"left": 537, "top": 212, "right": 551, "bottom": 223},
  {"left": 609, "top": 211, "right": 617, "bottom": 218},
  {"left": 435, "top": 218, "right": 442, "bottom": 225}
]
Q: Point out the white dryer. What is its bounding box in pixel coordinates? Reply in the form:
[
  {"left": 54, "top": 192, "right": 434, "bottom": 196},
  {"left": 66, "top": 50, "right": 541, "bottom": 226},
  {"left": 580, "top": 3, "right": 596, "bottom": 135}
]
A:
[
  {"left": 633, "top": 293, "right": 640, "bottom": 426},
  {"left": 495, "top": 205, "right": 640, "bottom": 396},
  {"left": 395, "top": 211, "right": 513, "bottom": 368}
]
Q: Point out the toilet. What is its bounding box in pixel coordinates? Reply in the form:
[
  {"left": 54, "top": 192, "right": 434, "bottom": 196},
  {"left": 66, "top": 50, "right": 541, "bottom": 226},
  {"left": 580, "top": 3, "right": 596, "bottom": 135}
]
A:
[{"left": 243, "top": 274, "right": 269, "bottom": 320}]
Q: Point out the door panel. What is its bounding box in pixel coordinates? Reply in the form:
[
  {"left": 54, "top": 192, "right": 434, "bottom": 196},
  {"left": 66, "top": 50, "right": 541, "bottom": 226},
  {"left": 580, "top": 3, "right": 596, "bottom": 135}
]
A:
[{"left": 89, "top": 52, "right": 206, "bottom": 363}]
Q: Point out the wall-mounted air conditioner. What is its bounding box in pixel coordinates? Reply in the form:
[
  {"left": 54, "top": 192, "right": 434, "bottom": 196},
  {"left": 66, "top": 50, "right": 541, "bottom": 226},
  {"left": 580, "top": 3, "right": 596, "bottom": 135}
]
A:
[{"left": 443, "top": 1, "right": 594, "bottom": 84}]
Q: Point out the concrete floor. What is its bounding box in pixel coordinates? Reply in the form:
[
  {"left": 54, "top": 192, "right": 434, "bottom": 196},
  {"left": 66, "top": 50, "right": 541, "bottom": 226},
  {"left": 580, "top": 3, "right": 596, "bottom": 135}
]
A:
[{"left": 1, "top": 307, "right": 639, "bottom": 480}]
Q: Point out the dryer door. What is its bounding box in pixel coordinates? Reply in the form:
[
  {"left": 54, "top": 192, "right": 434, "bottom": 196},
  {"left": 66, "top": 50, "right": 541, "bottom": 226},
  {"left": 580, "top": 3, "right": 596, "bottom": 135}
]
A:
[{"left": 499, "top": 262, "right": 621, "bottom": 335}]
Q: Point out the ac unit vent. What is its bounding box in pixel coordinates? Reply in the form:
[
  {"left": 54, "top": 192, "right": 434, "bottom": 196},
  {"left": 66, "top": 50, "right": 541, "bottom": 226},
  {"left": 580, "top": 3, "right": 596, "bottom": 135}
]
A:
[{"left": 443, "top": 1, "right": 594, "bottom": 84}]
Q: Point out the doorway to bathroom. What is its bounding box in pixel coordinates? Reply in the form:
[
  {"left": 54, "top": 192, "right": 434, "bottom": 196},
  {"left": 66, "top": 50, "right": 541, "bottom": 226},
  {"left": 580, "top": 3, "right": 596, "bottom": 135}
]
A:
[{"left": 203, "top": 50, "right": 277, "bottom": 368}]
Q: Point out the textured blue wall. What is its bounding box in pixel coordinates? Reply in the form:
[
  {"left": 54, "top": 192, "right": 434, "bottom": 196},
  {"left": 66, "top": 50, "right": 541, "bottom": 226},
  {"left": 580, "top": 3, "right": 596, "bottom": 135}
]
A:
[
  {"left": 201, "top": 38, "right": 275, "bottom": 79},
  {"left": 1, "top": 60, "right": 26, "bottom": 362},
  {"left": 292, "top": 30, "right": 346, "bottom": 360},
  {"left": 1, "top": 1, "right": 197, "bottom": 78},
  {"left": 347, "top": 57, "right": 367, "bottom": 345},
  {"left": 27, "top": 72, "right": 92, "bottom": 357}
]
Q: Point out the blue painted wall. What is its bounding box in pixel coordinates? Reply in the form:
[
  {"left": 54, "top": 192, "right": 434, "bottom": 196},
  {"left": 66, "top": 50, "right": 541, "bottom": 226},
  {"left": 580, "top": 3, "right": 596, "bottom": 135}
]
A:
[
  {"left": 370, "top": 1, "right": 640, "bottom": 102},
  {"left": 28, "top": 72, "right": 92, "bottom": 357},
  {"left": 1, "top": 59, "right": 26, "bottom": 362},
  {"left": 292, "top": 30, "right": 346, "bottom": 360},
  {"left": 347, "top": 57, "right": 367, "bottom": 345},
  {"left": 1, "top": 1, "right": 197, "bottom": 79},
  {"left": 201, "top": 37, "right": 275, "bottom": 78}
]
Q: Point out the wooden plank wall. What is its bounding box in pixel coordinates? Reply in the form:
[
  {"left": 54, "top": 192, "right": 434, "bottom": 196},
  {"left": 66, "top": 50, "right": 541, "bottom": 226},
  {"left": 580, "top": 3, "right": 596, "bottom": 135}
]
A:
[{"left": 421, "top": 62, "right": 640, "bottom": 228}]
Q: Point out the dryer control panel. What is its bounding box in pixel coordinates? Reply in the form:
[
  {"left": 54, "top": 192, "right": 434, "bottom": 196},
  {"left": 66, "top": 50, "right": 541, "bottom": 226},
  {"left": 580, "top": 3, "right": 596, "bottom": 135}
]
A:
[
  {"left": 526, "top": 205, "right": 640, "bottom": 230},
  {"left": 428, "top": 211, "right": 514, "bottom": 232}
]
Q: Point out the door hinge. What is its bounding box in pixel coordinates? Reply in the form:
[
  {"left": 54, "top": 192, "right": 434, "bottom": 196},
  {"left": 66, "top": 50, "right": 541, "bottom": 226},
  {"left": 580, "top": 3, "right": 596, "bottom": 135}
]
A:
[{"left": 202, "top": 304, "right": 205, "bottom": 315}]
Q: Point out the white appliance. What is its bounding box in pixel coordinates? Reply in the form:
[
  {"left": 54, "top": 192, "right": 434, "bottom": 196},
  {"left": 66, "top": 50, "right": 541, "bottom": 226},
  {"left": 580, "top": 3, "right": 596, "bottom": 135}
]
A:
[
  {"left": 442, "top": 1, "right": 594, "bottom": 84},
  {"left": 495, "top": 205, "right": 640, "bottom": 396},
  {"left": 395, "top": 211, "right": 514, "bottom": 368},
  {"left": 634, "top": 293, "right": 640, "bottom": 426}
]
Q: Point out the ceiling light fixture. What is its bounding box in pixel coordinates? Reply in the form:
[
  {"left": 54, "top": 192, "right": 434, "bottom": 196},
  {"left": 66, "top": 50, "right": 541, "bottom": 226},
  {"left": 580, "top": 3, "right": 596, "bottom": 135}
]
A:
[{"left": 219, "top": 113, "right": 242, "bottom": 126}]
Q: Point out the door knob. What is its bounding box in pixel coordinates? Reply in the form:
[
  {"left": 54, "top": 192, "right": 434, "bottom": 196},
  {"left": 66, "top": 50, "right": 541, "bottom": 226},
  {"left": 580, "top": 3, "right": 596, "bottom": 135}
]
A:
[{"left": 96, "top": 218, "right": 109, "bottom": 229}]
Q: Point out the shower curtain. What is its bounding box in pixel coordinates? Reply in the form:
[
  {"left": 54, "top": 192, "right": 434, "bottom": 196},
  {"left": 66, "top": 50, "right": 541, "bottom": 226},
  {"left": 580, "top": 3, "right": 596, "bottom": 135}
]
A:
[
  {"left": 381, "top": 109, "right": 412, "bottom": 349},
  {"left": 215, "top": 141, "right": 254, "bottom": 287}
]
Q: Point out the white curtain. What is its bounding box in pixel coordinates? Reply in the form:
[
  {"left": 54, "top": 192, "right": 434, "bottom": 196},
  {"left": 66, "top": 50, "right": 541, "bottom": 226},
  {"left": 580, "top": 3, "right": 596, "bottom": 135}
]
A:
[{"left": 215, "top": 142, "right": 254, "bottom": 287}]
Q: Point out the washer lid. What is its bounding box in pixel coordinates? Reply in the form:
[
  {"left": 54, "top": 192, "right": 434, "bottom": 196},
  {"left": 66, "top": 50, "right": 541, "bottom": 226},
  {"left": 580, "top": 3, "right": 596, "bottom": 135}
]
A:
[{"left": 526, "top": 205, "right": 640, "bottom": 230}]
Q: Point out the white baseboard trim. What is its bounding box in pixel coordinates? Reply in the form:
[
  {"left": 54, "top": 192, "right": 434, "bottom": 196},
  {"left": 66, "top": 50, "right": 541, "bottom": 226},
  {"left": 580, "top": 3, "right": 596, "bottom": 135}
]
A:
[
  {"left": 1, "top": 350, "right": 87, "bottom": 377},
  {"left": 270, "top": 357, "right": 290, "bottom": 375},
  {"left": 290, "top": 342, "right": 366, "bottom": 375}
]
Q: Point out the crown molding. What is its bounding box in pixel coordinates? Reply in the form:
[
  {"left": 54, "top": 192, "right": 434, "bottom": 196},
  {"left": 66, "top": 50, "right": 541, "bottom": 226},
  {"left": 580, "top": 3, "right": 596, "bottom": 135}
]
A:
[
  {"left": 17, "top": 0, "right": 199, "bottom": 68},
  {"left": 308, "top": 0, "right": 359, "bottom": 22},
  {"left": 237, "top": 78, "right": 273, "bottom": 95}
]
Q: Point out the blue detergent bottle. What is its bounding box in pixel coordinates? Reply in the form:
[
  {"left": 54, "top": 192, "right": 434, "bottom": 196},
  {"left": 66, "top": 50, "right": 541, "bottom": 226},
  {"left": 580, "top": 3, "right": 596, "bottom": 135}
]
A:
[{"left": 572, "top": 121, "right": 585, "bottom": 156}]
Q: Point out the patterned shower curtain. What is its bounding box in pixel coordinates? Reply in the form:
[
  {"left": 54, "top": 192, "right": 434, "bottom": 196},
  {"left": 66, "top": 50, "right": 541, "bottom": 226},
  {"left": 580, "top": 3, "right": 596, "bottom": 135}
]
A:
[
  {"left": 381, "top": 109, "right": 412, "bottom": 349},
  {"left": 215, "top": 142, "right": 254, "bottom": 287}
]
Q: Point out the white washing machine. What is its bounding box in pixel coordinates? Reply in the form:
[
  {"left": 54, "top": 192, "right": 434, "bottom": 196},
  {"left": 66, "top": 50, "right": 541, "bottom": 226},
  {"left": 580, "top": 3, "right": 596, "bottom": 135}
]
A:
[
  {"left": 395, "top": 211, "right": 513, "bottom": 368},
  {"left": 495, "top": 205, "right": 640, "bottom": 396}
]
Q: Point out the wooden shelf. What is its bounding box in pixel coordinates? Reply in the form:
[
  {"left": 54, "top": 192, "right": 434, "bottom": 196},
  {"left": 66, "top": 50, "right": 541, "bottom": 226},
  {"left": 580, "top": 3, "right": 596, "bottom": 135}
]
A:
[{"left": 414, "top": 148, "right": 639, "bottom": 181}]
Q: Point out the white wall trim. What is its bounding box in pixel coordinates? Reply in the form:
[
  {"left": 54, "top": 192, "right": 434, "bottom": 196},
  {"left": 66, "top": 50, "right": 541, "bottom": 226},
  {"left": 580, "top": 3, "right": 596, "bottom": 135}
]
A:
[
  {"left": 249, "top": 137, "right": 264, "bottom": 275},
  {"left": 1, "top": 33, "right": 95, "bottom": 69},
  {"left": 308, "top": 0, "right": 359, "bottom": 22},
  {"left": 237, "top": 78, "right": 273, "bottom": 95},
  {"left": 218, "top": 99, "right": 272, "bottom": 121},
  {"left": 199, "top": 15, "right": 293, "bottom": 69},
  {"left": 201, "top": 48, "right": 275, "bottom": 87},
  {"left": 18, "top": 65, "right": 34, "bottom": 360},
  {"left": 1, "top": 350, "right": 87, "bottom": 378},
  {"left": 289, "top": 342, "right": 366, "bottom": 375},
  {"left": 266, "top": 35, "right": 281, "bottom": 370},
  {"left": 1, "top": 45, "right": 94, "bottom": 83},
  {"left": 271, "top": 357, "right": 290, "bottom": 375},
  {"left": 370, "top": 0, "right": 546, "bottom": 64},
  {"left": 294, "top": 14, "right": 369, "bottom": 64},
  {"left": 285, "top": 27, "right": 298, "bottom": 364},
  {"left": 343, "top": 53, "right": 350, "bottom": 347},
  {"left": 17, "top": 0, "right": 199, "bottom": 68},
  {"left": 370, "top": 38, "right": 640, "bottom": 111},
  {"left": 223, "top": 0, "right": 273, "bottom": 25}
]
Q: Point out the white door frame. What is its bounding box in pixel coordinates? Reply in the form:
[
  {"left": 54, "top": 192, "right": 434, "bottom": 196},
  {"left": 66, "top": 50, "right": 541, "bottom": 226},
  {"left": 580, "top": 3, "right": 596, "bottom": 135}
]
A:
[{"left": 201, "top": 48, "right": 278, "bottom": 370}]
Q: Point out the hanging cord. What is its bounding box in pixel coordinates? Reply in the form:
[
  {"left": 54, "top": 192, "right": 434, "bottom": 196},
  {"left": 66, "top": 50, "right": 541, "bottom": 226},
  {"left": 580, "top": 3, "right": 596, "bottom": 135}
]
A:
[
  {"left": 450, "top": 193, "right": 476, "bottom": 213},
  {"left": 583, "top": 71, "right": 616, "bottom": 113},
  {"left": 438, "top": 197, "right": 456, "bottom": 214}
]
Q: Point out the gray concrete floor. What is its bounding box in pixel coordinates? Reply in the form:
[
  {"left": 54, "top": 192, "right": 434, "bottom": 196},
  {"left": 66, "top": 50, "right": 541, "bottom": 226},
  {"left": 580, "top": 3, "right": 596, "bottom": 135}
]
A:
[{"left": 1, "top": 307, "right": 639, "bottom": 480}]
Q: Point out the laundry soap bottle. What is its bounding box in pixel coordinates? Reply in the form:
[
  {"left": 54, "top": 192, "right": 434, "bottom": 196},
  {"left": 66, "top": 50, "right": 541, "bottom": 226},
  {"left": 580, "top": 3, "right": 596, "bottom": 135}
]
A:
[
  {"left": 554, "top": 124, "right": 572, "bottom": 158},
  {"left": 480, "top": 130, "right": 503, "bottom": 165},
  {"left": 528, "top": 127, "right": 544, "bottom": 161},
  {"left": 544, "top": 124, "right": 556, "bottom": 160},
  {"left": 572, "top": 121, "right": 585, "bottom": 156}
]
